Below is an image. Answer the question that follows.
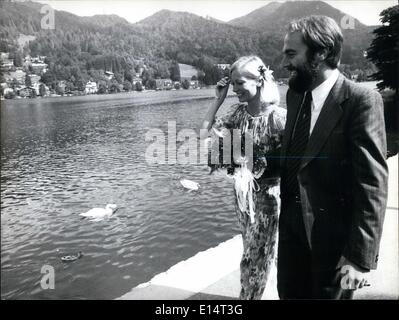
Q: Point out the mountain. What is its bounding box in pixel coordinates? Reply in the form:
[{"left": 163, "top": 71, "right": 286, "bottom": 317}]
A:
[
  {"left": 229, "top": 2, "right": 283, "bottom": 29},
  {"left": 0, "top": 1, "right": 377, "bottom": 89},
  {"left": 134, "top": 9, "right": 281, "bottom": 65},
  {"left": 228, "top": 1, "right": 368, "bottom": 32},
  {"left": 81, "top": 14, "right": 131, "bottom": 28}
]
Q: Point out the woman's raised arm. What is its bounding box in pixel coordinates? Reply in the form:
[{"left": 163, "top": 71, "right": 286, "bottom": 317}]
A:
[{"left": 200, "top": 77, "right": 230, "bottom": 139}]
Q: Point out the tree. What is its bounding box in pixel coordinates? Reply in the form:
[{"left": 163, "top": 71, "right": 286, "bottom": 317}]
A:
[
  {"left": 39, "top": 84, "right": 47, "bottom": 96},
  {"left": 25, "top": 74, "right": 32, "bottom": 87},
  {"left": 65, "top": 81, "right": 75, "bottom": 92},
  {"left": 4, "top": 91, "right": 16, "bottom": 99},
  {"left": 41, "top": 71, "right": 56, "bottom": 86},
  {"left": 367, "top": 5, "right": 398, "bottom": 93},
  {"left": 146, "top": 78, "right": 157, "bottom": 90},
  {"left": 182, "top": 79, "right": 190, "bottom": 89},
  {"left": 197, "top": 70, "right": 205, "bottom": 84},
  {"left": 30, "top": 88, "right": 37, "bottom": 98},
  {"left": 123, "top": 80, "right": 132, "bottom": 91},
  {"left": 124, "top": 70, "right": 133, "bottom": 83},
  {"left": 10, "top": 79, "right": 19, "bottom": 89},
  {"left": 135, "top": 82, "right": 143, "bottom": 91},
  {"left": 109, "top": 80, "right": 121, "bottom": 93},
  {"left": 12, "top": 50, "right": 23, "bottom": 67},
  {"left": 56, "top": 83, "right": 65, "bottom": 95},
  {"left": 170, "top": 63, "right": 180, "bottom": 81},
  {"left": 98, "top": 81, "right": 107, "bottom": 94}
]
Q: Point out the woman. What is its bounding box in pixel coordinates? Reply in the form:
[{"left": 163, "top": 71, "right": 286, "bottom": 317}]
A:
[{"left": 201, "top": 56, "right": 286, "bottom": 299}]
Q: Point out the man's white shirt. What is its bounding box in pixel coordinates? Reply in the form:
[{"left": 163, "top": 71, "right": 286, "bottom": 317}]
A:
[{"left": 309, "top": 69, "right": 340, "bottom": 134}]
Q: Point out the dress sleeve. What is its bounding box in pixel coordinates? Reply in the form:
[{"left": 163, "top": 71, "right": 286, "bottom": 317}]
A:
[
  {"left": 208, "top": 104, "right": 241, "bottom": 174},
  {"left": 212, "top": 104, "right": 240, "bottom": 130}
]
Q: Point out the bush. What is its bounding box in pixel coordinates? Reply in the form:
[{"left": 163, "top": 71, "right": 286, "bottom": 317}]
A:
[
  {"left": 135, "top": 82, "right": 143, "bottom": 91},
  {"left": 4, "top": 91, "right": 15, "bottom": 99},
  {"left": 182, "top": 79, "right": 190, "bottom": 89}
]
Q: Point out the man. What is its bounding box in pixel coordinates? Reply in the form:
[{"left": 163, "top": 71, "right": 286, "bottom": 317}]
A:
[{"left": 278, "top": 15, "right": 388, "bottom": 299}]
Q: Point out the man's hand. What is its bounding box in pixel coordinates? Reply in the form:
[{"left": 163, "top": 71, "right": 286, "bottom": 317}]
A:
[{"left": 340, "top": 257, "right": 371, "bottom": 290}]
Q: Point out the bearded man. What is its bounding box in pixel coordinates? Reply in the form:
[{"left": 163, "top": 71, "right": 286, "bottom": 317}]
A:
[{"left": 278, "top": 15, "right": 388, "bottom": 299}]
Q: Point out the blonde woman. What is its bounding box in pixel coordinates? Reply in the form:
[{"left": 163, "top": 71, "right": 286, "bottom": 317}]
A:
[{"left": 201, "top": 56, "right": 286, "bottom": 299}]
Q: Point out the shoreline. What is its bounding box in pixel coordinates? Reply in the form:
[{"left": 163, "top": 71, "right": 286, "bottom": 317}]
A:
[{"left": 1, "top": 87, "right": 226, "bottom": 105}]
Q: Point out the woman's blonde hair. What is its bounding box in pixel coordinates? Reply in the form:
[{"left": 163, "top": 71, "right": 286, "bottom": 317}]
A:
[{"left": 230, "top": 55, "right": 280, "bottom": 106}]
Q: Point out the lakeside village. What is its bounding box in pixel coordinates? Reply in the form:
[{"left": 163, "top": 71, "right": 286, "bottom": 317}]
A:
[
  {"left": 0, "top": 51, "right": 236, "bottom": 100},
  {"left": 0, "top": 51, "right": 369, "bottom": 101}
]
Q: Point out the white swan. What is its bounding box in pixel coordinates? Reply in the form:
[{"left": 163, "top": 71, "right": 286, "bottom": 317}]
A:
[
  {"left": 180, "top": 179, "right": 200, "bottom": 191},
  {"left": 79, "top": 204, "right": 117, "bottom": 221}
]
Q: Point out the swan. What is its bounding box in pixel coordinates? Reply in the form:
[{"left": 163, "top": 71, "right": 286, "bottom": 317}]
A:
[
  {"left": 79, "top": 204, "right": 117, "bottom": 220},
  {"left": 180, "top": 179, "right": 200, "bottom": 191}
]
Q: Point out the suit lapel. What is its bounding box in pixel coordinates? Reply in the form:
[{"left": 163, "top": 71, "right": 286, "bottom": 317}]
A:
[{"left": 299, "top": 74, "right": 348, "bottom": 171}]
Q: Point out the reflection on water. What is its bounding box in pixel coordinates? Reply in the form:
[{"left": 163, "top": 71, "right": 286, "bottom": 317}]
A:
[{"left": 1, "top": 92, "right": 243, "bottom": 299}]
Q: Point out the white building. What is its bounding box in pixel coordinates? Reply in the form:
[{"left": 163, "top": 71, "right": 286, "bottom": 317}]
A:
[
  {"left": 85, "top": 81, "right": 98, "bottom": 94},
  {"left": 215, "top": 63, "right": 231, "bottom": 70},
  {"left": 105, "top": 71, "right": 114, "bottom": 80}
]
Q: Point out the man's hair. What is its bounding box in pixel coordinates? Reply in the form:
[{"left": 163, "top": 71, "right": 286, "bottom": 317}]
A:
[{"left": 288, "top": 15, "right": 344, "bottom": 68}]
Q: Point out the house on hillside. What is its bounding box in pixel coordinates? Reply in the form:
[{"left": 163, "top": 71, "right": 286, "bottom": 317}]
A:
[
  {"left": 28, "top": 74, "right": 41, "bottom": 85},
  {"left": 215, "top": 64, "right": 231, "bottom": 70},
  {"left": 190, "top": 80, "right": 199, "bottom": 89},
  {"left": 85, "top": 81, "right": 98, "bottom": 94},
  {"left": 16, "top": 86, "right": 33, "bottom": 98},
  {"left": 31, "top": 62, "right": 48, "bottom": 74},
  {"left": 132, "top": 77, "right": 142, "bottom": 86},
  {"left": 105, "top": 71, "right": 114, "bottom": 80},
  {"left": 155, "top": 79, "right": 173, "bottom": 90},
  {"left": 3, "top": 87, "right": 14, "bottom": 96},
  {"left": 0, "top": 52, "right": 9, "bottom": 60},
  {"left": 177, "top": 63, "right": 199, "bottom": 82},
  {"left": 8, "top": 70, "right": 26, "bottom": 85},
  {"left": 31, "top": 56, "right": 46, "bottom": 63},
  {"left": 0, "top": 52, "right": 14, "bottom": 71}
]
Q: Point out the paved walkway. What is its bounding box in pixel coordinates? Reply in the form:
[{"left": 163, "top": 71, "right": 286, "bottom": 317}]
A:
[{"left": 118, "top": 155, "right": 398, "bottom": 300}]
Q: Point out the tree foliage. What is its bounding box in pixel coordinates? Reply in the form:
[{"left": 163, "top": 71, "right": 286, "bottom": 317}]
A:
[{"left": 367, "top": 5, "right": 398, "bottom": 93}]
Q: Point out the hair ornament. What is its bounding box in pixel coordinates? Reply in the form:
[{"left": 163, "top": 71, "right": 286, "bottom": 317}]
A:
[{"left": 258, "top": 65, "right": 274, "bottom": 82}]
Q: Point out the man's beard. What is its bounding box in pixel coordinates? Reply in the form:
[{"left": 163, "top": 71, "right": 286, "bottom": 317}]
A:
[{"left": 288, "top": 60, "right": 319, "bottom": 93}]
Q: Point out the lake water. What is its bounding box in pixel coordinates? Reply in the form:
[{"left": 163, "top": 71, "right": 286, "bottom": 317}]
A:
[
  {"left": 1, "top": 88, "right": 290, "bottom": 299},
  {"left": 1, "top": 82, "right": 379, "bottom": 299}
]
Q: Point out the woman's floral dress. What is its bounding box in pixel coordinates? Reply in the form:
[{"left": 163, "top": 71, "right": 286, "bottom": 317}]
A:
[{"left": 209, "top": 103, "right": 286, "bottom": 300}]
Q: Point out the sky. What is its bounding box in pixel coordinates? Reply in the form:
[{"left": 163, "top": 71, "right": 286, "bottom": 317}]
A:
[{"left": 34, "top": 0, "right": 398, "bottom": 26}]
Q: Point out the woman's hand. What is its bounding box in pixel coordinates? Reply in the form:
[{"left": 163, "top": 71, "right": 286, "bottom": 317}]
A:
[
  {"left": 215, "top": 76, "right": 230, "bottom": 102},
  {"left": 200, "top": 77, "right": 230, "bottom": 139}
]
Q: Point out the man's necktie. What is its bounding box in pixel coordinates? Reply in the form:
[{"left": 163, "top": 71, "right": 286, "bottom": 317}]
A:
[{"left": 285, "top": 91, "right": 312, "bottom": 196}]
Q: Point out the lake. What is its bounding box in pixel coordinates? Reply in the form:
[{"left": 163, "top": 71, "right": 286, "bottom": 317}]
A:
[
  {"left": 1, "top": 87, "right": 290, "bottom": 299},
  {"left": 1, "top": 82, "right": 380, "bottom": 299}
]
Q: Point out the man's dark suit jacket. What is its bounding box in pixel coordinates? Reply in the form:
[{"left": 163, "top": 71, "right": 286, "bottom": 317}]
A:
[{"left": 280, "top": 73, "right": 388, "bottom": 270}]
